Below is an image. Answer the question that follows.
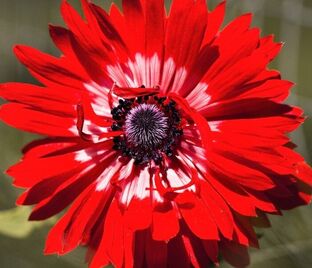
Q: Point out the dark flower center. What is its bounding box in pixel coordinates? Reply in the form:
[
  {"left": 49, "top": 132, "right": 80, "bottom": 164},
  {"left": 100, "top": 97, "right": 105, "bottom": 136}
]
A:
[
  {"left": 110, "top": 94, "right": 183, "bottom": 165},
  {"left": 125, "top": 104, "right": 168, "bottom": 149}
]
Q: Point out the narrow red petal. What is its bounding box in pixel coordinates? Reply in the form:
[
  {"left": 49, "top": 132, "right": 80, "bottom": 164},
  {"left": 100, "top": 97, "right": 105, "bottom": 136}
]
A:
[
  {"left": 152, "top": 205, "right": 179, "bottom": 241},
  {"left": 176, "top": 191, "right": 219, "bottom": 240},
  {"left": 202, "top": 1, "right": 226, "bottom": 45}
]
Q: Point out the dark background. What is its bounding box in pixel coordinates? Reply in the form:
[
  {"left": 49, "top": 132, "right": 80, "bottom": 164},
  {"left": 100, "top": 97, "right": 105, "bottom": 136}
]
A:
[{"left": 0, "top": 0, "right": 312, "bottom": 267}]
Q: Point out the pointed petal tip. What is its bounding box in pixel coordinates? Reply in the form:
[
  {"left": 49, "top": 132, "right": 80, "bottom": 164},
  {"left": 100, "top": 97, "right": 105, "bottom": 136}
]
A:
[
  {"left": 13, "top": 44, "right": 21, "bottom": 53},
  {"left": 43, "top": 245, "right": 65, "bottom": 256},
  {"left": 12, "top": 44, "right": 29, "bottom": 59},
  {"left": 28, "top": 211, "right": 40, "bottom": 221},
  {"left": 5, "top": 166, "right": 15, "bottom": 177},
  {"left": 15, "top": 194, "right": 25, "bottom": 206}
]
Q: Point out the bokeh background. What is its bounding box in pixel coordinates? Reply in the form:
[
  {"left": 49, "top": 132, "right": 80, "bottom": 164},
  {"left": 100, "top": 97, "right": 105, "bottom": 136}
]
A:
[{"left": 0, "top": 0, "right": 311, "bottom": 267}]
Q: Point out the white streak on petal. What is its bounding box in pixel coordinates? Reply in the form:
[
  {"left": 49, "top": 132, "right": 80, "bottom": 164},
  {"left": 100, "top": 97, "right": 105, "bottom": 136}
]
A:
[
  {"left": 75, "top": 150, "right": 93, "bottom": 162},
  {"left": 208, "top": 121, "right": 221, "bottom": 132},
  {"left": 150, "top": 54, "right": 161, "bottom": 87},
  {"left": 126, "top": 58, "right": 141, "bottom": 87},
  {"left": 69, "top": 124, "right": 79, "bottom": 135},
  {"left": 179, "top": 143, "right": 208, "bottom": 175},
  {"left": 121, "top": 182, "right": 132, "bottom": 206},
  {"left": 83, "top": 82, "right": 113, "bottom": 117},
  {"left": 171, "top": 67, "right": 188, "bottom": 93},
  {"left": 181, "top": 141, "right": 206, "bottom": 161},
  {"left": 83, "top": 119, "right": 110, "bottom": 136},
  {"left": 186, "top": 82, "right": 211, "bottom": 111},
  {"left": 135, "top": 53, "right": 147, "bottom": 87},
  {"left": 107, "top": 64, "right": 130, "bottom": 87},
  {"left": 152, "top": 188, "right": 164, "bottom": 203},
  {"left": 166, "top": 168, "right": 184, "bottom": 188},
  {"left": 84, "top": 81, "right": 108, "bottom": 98},
  {"left": 96, "top": 157, "right": 124, "bottom": 191},
  {"left": 161, "top": 58, "right": 176, "bottom": 93},
  {"left": 110, "top": 53, "right": 162, "bottom": 89},
  {"left": 120, "top": 166, "right": 150, "bottom": 206},
  {"left": 69, "top": 117, "right": 111, "bottom": 142},
  {"left": 135, "top": 166, "right": 150, "bottom": 199},
  {"left": 166, "top": 167, "right": 195, "bottom": 193},
  {"left": 119, "top": 159, "right": 135, "bottom": 180},
  {"left": 75, "top": 148, "right": 108, "bottom": 163}
]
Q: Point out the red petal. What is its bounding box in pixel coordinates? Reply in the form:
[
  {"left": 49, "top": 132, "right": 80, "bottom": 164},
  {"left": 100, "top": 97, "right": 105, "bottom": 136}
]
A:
[
  {"left": 202, "top": 98, "right": 293, "bottom": 120},
  {"left": 247, "top": 190, "right": 277, "bottom": 213},
  {"left": 294, "top": 162, "right": 312, "bottom": 186},
  {"left": 180, "top": 221, "right": 214, "bottom": 268},
  {"left": 0, "top": 82, "right": 77, "bottom": 116},
  {"left": 113, "top": 85, "right": 159, "bottom": 99},
  {"left": 215, "top": 73, "right": 292, "bottom": 103},
  {"left": 200, "top": 181, "right": 234, "bottom": 240},
  {"left": 48, "top": 24, "right": 87, "bottom": 78},
  {"left": 16, "top": 166, "right": 84, "bottom": 206},
  {"left": 169, "top": 93, "right": 212, "bottom": 157},
  {"left": 208, "top": 151, "right": 275, "bottom": 191},
  {"left": 145, "top": 230, "right": 168, "bottom": 268},
  {"left": 167, "top": 235, "right": 191, "bottom": 268},
  {"left": 22, "top": 138, "right": 80, "bottom": 159},
  {"left": 49, "top": 24, "right": 73, "bottom": 54},
  {"left": 181, "top": 234, "right": 201, "bottom": 268},
  {"left": 165, "top": 0, "right": 207, "bottom": 68},
  {"left": 202, "top": 172, "right": 257, "bottom": 216},
  {"left": 202, "top": 1, "right": 226, "bottom": 45},
  {"left": 89, "top": 200, "right": 123, "bottom": 268},
  {"left": 124, "top": 197, "right": 152, "bottom": 231},
  {"left": 152, "top": 205, "right": 179, "bottom": 241},
  {"left": 14, "top": 45, "right": 86, "bottom": 89},
  {"left": 0, "top": 103, "right": 76, "bottom": 137},
  {"left": 44, "top": 183, "right": 95, "bottom": 255},
  {"left": 179, "top": 45, "right": 219, "bottom": 97},
  {"left": 221, "top": 240, "right": 250, "bottom": 268},
  {"left": 87, "top": 2, "right": 127, "bottom": 52},
  {"left": 61, "top": 0, "right": 102, "bottom": 51},
  {"left": 145, "top": 0, "right": 165, "bottom": 56},
  {"left": 68, "top": 32, "right": 111, "bottom": 85},
  {"left": 133, "top": 230, "right": 145, "bottom": 268},
  {"left": 220, "top": 13, "right": 252, "bottom": 39},
  {"left": 207, "top": 51, "right": 268, "bottom": 103},
  {"left": 202, "top": 240, "right": 219, "bottom": 264},
  {"left": 27, "top": 152, "right": 116, "bottom": 220},
  {"left": 44, "top": 183, "right": 111, "bottom": 255},
  {"left": 233, "top": 215, "right": 259, "bottom": 248},
  {"left": 258, "top": 34, "right": 283, "bottom": 62},
  {"left": 122, "top": 0, "right": 145, "bottom": 55},
  {"left": 8, "top": 143, "right": 102, "bottom": 187},
  {"left": 176, "top": 191, "right": 219, "bottom": 240},
  {"left": 60, "top": 189, "right": 111, "bottom": 254}
]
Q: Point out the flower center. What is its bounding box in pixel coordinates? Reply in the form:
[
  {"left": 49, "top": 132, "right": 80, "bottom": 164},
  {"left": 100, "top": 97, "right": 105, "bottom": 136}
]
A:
[
  {"left": 110, "top": 94, "right": 183, "bottom": 165},
  {"left": 125, "top": 104, "right": 168, "bottom": 148}
]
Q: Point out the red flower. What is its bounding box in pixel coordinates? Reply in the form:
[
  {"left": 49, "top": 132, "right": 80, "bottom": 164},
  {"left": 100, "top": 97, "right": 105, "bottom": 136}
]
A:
[{"left": 1, "top": 0, "right": 312, "bottom": 267}]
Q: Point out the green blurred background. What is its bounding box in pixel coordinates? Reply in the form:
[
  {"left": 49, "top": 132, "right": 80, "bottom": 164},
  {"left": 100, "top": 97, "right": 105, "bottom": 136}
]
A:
[{"left": 0, "top": 0, "right": 312, "bottom": 267}]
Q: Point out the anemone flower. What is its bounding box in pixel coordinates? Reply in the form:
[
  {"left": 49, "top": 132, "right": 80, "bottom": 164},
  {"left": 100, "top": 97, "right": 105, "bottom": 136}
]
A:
[{"left": 1, "top": 0, "right": 312, "bottom": 267}]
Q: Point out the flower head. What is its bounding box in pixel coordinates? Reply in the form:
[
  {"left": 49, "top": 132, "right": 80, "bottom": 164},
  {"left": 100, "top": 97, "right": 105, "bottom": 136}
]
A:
[{"left": 1, "top": 0, "right": 312, "bottom": 267}]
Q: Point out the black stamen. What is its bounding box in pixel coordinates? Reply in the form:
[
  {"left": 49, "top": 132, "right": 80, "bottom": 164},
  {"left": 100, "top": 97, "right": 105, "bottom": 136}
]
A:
[
  {"left": 137, "top": 96, "right": 143, "bottom": 103},
  {"left": 111, "top": 122, "right": 121, "bottom": 131},
  {"left": 158, "top": 97, "right": 166, "bottom": 104}
]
